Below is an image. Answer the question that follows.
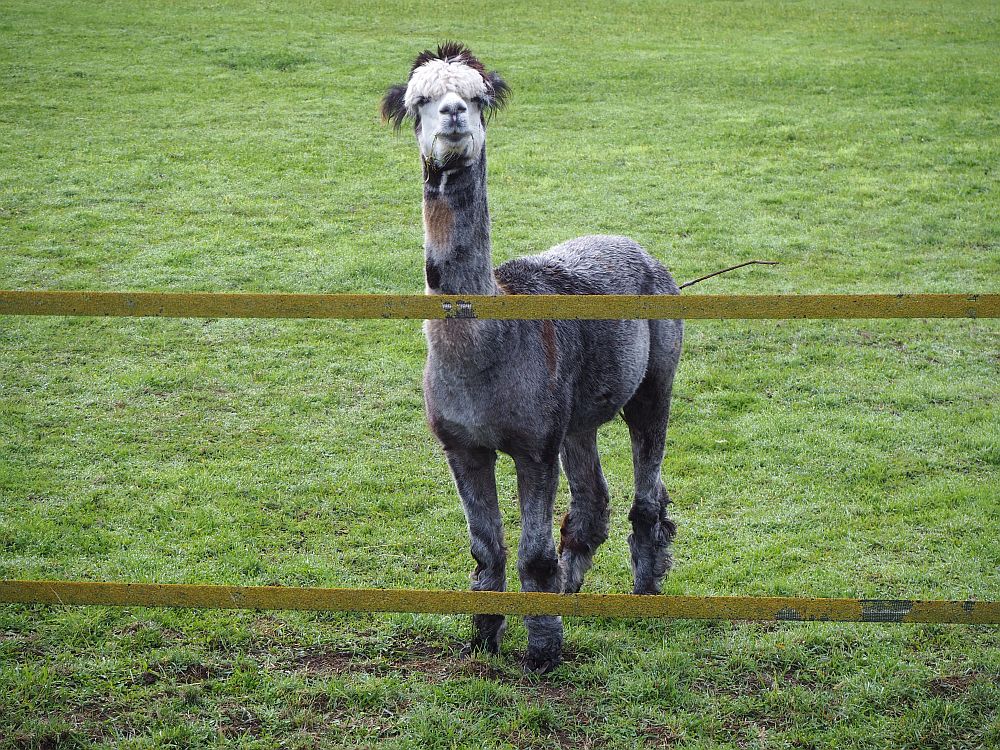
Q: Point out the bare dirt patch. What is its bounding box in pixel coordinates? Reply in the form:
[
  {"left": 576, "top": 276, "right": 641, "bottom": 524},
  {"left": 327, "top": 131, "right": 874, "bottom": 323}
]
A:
[
  {"left": 286, "top": 632, "right": 597, "bottom": 747},
  {"left": 133, "top": 660, "right": 234, "bottom": 687},
  {"left": 220, "top": 703, "right": 264, "bottom": 739},
  {"left": 288, "top": 630, "right": 482, "bottom": 681},
  {"left": 0, "top": 629, "right": 40, "bottom": 657},
  {"left": 928, "top": 671, "right": 994, "bottom": 697},
  {"left": 642, "top": 723, "right": 682, "bottom": 748},
  {"left": 691, "top": 664, "right": 822, "bottom": 699},
  {"left": 293, "top": 692, "right": 405, "bottom": 745}
]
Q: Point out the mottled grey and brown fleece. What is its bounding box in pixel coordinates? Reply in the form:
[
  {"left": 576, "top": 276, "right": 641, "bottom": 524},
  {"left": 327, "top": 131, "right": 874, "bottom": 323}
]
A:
[{"left": 382, "top": 43, "right": 682, "bottom": 673}]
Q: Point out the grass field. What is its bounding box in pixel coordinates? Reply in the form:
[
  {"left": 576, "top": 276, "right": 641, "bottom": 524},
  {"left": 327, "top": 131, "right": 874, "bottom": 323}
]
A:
[{"left": 1, "top": 1, "right": 999, "bottom": 747}]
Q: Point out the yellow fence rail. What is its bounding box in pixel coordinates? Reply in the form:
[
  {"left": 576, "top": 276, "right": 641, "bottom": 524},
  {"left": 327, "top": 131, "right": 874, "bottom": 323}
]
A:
[
  {"left": 1, "top": 581, "right": 997, "bottom": 624},
  {"left": 1, "top": 290, "right": 997, "bottom": 320}
]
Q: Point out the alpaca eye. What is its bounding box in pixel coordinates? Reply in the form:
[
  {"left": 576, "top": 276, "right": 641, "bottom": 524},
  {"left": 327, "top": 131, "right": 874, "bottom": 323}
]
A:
[
  {"left": 472, "top": 96, "right": 487, "bottom": 107},
  {"left": 415, "top": 96, "right": 430, "bottom": 107}
]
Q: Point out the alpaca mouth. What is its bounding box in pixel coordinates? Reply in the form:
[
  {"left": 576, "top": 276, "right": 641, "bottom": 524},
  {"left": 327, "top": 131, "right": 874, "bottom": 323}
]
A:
[{"left": 426, "top": 132, "right": 475, "bottom": 171}]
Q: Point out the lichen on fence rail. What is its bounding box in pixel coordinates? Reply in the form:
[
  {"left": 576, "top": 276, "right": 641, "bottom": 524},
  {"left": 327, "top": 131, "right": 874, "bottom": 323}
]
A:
[
  {"left": 0, "top": 291, "right": 997, "bottom": 320},
  {"left": 1, "top": 580, "right": 997, "bottom": 624}
]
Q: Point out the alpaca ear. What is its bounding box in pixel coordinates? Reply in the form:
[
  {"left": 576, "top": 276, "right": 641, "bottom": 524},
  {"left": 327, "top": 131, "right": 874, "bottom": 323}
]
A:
[
  {"left": 381, "top": 83, "right": 409, "bottom": 131},
  {"left": 485, "top": 71, "right": 511, "bottom": 111}
]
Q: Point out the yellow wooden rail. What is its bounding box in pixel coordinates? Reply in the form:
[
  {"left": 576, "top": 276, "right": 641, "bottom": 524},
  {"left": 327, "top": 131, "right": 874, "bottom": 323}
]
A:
[
  {"left": 0, "top": 291, "right": 997, "bottom": 320},
  {"left": 1, "top": 581, "right": 997, "bottom": 624}
]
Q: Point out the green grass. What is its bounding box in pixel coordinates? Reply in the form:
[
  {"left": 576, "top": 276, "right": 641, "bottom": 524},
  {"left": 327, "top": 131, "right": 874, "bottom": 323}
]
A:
[{"left": 1, "top": 0, "right": 998, "bottom": 747}]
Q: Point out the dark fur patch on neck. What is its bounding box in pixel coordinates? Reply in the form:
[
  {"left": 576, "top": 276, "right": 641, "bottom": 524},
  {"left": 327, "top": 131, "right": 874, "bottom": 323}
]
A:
[
  {"left": 422, "top": 151, "right": 467, "bottom": 189},
  {"left": 425, "top": 258, "right": 443, "bottom": 291},
  {"left": 422, "top": 158, "right": 444, "bottom": 190}
]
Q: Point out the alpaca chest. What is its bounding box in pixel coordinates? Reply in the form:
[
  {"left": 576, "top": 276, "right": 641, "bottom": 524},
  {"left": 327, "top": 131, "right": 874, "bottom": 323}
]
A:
[{"left": 423, "top": 356, "right": 560, "bottom": 451}]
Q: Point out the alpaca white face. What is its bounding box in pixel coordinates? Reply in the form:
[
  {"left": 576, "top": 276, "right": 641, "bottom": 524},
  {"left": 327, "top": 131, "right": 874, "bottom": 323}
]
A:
[
  {"left": 381, "top": 44, "right": 510, "bottom": 169},
  {"left": 411, "top": 86, "right": 486, "bottom": 167}
]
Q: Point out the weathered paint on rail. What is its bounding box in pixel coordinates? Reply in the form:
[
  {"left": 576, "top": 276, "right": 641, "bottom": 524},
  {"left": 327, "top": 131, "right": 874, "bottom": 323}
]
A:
[
  {"left": 0, "top": 291, "right": 996, "bottom": 320},
  {"left": 1, "top": 581, "right": 996, "bottom": 624}
]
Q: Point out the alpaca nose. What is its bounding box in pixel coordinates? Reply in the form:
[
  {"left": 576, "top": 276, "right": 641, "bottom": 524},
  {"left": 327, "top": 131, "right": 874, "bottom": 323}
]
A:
[
  {"left": 439, "top": 100, "right": 468, "bottom": 129},
  {"left": 439, "top": 100, "right": 467, "bottom": 117}
]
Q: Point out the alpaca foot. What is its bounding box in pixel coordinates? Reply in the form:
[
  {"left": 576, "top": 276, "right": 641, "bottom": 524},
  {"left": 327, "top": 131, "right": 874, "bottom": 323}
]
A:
[
  {"left": 632, "top": 583, "right": 662, "bottom": 595},
  {"left": 521, "top": 647, "right": 561, "bottom": 675},
  {"left": 461, "top": 640, "right": 498, "bottom": 657},
  {"left": 462, "top": 614, "right": 506, "bottom": 656},
  {"left": 522, "top": 615, "right": 562, "bottom": 674}
]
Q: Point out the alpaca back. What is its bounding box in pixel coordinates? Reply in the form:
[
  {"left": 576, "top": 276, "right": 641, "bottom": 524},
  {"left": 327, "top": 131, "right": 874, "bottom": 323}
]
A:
[{"left": 495, "top": 235, "right": 680, "bottom": 297}]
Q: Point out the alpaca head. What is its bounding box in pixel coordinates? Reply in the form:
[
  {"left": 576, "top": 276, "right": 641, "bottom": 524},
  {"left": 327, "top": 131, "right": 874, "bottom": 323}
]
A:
[{"left": 381, "top": 42, "right": 509, "bottom": 169}]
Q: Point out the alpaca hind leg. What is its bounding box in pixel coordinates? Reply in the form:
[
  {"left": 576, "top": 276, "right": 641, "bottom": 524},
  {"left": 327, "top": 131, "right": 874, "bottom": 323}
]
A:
[
  {"left": 512, "top": 453, "right": 563, "bottom": 673},
  {"left": 558, "top": 430, "right": 611, "bottom": 594},
  {"left": 622, "top": 366, "right": 677, "bottom": 595},
  {"left": 445, "top": 446, "right": 508, "bottom": 654}
]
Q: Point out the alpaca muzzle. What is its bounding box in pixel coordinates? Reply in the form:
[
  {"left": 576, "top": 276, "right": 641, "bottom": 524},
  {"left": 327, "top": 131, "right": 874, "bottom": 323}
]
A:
[{"left": 426, "top": 132, "right": 474, "bottom": 169}]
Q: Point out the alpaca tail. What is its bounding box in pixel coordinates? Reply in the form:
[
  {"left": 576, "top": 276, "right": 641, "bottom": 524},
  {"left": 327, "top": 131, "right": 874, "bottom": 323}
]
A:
[{"left": 679, "top": 260, "right": 779, "bottom": 290}]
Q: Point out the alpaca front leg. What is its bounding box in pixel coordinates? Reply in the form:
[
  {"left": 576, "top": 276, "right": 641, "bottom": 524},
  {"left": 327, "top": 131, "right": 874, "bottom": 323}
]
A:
[
  {"left": 445, "top": 446, "right": 508, "bottom": 654},
  {"left": 513, "top": 454, "right": 563, "bottom": 674}
]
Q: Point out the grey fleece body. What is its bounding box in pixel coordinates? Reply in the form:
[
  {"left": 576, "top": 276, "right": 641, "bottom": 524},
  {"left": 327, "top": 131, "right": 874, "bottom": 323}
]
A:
[{"left": 419, "top": 147, "right": 682, "bottom": 672}]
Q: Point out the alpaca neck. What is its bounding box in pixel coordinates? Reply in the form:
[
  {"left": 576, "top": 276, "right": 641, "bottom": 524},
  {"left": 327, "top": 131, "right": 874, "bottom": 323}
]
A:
[{"left": 422, "top": 151, "right": 498, "bottom": 296}]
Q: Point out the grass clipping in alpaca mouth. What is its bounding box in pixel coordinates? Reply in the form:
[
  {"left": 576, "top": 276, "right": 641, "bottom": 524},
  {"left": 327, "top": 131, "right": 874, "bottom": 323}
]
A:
[{"left": 423, "top": 133, "right": 473, "bottom": 175}]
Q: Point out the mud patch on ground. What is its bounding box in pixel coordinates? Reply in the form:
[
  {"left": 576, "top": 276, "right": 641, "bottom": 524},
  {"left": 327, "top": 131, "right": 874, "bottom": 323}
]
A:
[
  {"left": 288, "top": 632, "right": 590, "bottom": 685},
  {"left": 928, "top": 670, "right": 995, "bottom": 697},
  {"left": 0, "top": 629, "right": 40, "bottom": 657},
  {"left": 691, "top": 665, "right": 822, "bottom": 699},
  {"left": 134, "top": 660, "right": 234, "bottom": 686},
  {"left": 289, "top": 631, "right": 467, "bottom": 679},
  {"left": 286, "top": 632, "right": 597, "bottom": 747},
  {"left": 220, "top": 703, "right": 265, "bottom": 739},
  {"left": 641, "top": 723, "right": 683, "bottom": 748}
]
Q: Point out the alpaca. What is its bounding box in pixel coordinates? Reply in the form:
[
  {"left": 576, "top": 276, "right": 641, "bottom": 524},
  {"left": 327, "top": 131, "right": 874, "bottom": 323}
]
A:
[{"left": 381, "top": 43, "right": 682, "bottom": 673}]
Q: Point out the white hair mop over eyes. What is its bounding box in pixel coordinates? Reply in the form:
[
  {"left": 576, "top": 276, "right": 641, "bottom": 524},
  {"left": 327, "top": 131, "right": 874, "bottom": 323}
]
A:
[{"left": 404, "top": 59, "right": 488, "bottom": 111}]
